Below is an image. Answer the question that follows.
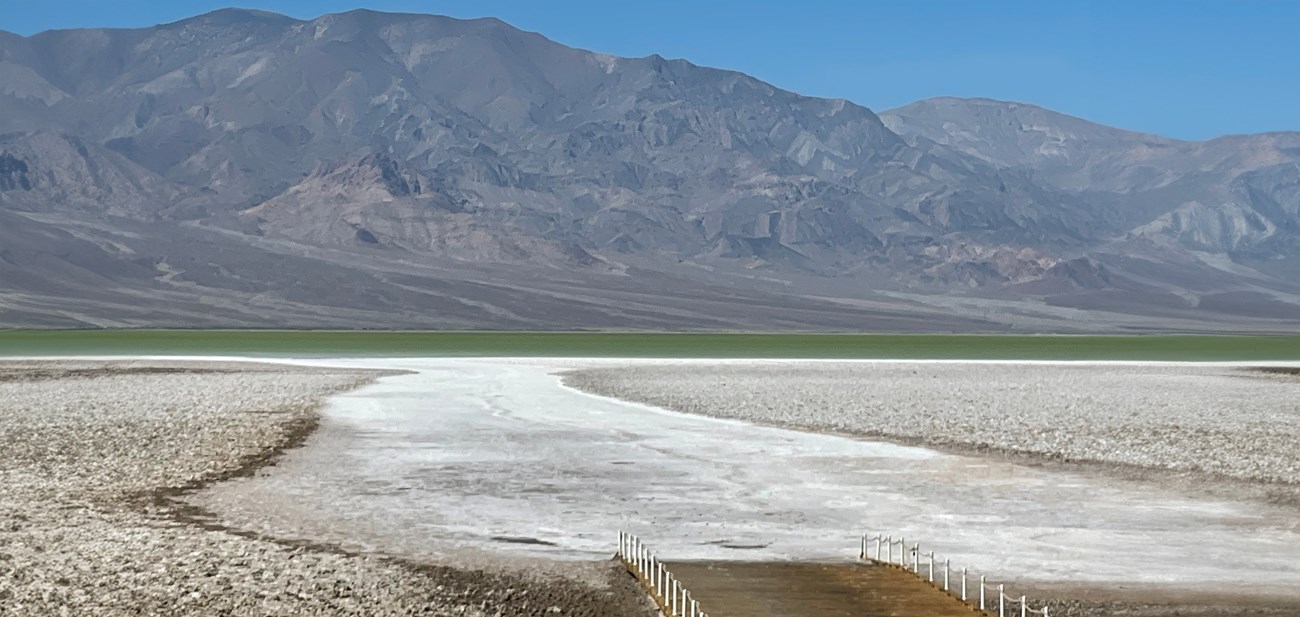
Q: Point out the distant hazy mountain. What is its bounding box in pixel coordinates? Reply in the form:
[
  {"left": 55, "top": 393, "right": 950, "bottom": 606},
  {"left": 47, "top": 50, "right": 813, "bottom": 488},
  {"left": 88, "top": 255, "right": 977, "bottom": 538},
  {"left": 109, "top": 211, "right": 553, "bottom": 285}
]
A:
[{"left": 1, "top": 9, "right": 1296, "bottom": 331}]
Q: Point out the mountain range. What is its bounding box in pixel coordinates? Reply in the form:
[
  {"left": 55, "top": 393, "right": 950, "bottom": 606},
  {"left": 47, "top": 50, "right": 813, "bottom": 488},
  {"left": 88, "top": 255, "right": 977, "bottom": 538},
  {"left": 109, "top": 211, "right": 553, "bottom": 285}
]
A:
[{"left": 1, "top": 9, "right": 1296, "bottom": 331}]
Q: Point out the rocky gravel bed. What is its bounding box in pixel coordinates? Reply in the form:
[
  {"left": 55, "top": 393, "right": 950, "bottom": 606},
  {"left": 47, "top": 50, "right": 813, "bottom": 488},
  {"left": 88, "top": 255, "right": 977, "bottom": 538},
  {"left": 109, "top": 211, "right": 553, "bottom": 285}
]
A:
[
  {"left": 0, "top": 361, "right": 653, "bottom": 617},
  {"left": 564, "top": 362, "right": 1300, "bottom": 496}
]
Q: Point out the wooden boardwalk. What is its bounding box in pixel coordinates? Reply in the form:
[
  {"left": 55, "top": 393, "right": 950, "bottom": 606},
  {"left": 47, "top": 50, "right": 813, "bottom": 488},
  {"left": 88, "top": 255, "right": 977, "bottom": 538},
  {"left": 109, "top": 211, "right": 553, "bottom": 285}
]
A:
[{"left": 664, "top": 561, "right": 981, "bottom": 617}]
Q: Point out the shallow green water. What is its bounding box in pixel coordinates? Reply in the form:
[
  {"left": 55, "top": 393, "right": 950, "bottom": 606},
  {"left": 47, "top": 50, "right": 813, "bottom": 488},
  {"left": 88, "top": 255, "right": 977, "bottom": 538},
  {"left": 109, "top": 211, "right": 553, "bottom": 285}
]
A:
[{"left": 0, "top": 330, "right": 1296, "bottom": 360}]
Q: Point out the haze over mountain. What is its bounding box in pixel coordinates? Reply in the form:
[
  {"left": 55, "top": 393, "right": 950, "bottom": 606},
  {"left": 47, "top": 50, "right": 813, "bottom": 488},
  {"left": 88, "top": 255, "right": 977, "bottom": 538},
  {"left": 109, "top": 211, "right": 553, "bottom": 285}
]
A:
[{"left": 1, "top": 9, "right": 1296, "bottom": 331}]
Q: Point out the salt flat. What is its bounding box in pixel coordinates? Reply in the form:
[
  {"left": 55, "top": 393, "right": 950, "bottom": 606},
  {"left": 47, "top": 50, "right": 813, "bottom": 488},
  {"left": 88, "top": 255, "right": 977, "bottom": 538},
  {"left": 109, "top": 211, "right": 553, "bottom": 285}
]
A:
[{"left": 192, "top": 358, "right": 1300, "bottom": 601}]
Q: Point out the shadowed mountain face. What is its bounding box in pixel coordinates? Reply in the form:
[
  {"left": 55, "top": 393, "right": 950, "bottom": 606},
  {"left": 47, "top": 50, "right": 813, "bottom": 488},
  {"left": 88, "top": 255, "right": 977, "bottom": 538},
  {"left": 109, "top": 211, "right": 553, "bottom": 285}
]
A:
[{"left": 0, "top": 9, "right": 1296, "bottom": 331}]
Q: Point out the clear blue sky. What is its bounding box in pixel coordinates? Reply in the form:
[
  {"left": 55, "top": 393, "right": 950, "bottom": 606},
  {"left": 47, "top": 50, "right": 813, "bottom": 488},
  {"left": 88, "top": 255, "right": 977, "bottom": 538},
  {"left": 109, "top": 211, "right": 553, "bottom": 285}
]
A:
[{"left": 4, "top": 1, "right": 1297, "bottom": 140}]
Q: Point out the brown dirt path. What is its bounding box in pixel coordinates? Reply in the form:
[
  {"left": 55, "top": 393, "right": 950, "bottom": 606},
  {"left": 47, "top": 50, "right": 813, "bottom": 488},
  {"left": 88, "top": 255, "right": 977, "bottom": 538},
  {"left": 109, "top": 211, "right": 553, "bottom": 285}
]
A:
[{"left": 665, "top": 561, "right": 982, "bottom": 617}]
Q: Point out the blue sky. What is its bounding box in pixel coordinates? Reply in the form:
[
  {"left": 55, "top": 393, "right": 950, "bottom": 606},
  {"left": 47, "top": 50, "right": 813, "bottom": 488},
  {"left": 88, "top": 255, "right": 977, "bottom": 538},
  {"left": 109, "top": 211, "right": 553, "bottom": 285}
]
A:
[{"left": 4, "top": 1, "right": 1297, "bottom": 140}]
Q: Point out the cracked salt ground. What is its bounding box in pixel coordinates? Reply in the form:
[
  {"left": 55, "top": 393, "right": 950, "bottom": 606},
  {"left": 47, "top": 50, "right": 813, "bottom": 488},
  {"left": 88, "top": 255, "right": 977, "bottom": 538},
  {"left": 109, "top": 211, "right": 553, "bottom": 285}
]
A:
[{"left": 191, "top": 358, "right": 1300, "bottom": 601}]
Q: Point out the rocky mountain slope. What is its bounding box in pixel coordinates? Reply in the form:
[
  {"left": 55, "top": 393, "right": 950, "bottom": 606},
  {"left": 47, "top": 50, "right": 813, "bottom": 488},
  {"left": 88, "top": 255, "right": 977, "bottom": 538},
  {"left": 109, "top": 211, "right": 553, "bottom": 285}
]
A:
[{"left": 0, "top": 9, "right": 1296, "bottom": 330}]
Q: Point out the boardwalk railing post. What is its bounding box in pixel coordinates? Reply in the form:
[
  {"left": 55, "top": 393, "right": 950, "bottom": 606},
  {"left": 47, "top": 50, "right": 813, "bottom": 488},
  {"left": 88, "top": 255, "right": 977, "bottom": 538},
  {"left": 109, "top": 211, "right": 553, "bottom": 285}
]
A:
[
  {"left": 663, "top": 566, "right": 669, "bottom": 602},
  {"left": 652, "top": 559, "right": 658, "bottom": 596},
  {"left": 655, "top": 561, "right": 662, "bottom": 598},
  {"left": 856, "top": 533, "right": 1045, "bottom": 617}
]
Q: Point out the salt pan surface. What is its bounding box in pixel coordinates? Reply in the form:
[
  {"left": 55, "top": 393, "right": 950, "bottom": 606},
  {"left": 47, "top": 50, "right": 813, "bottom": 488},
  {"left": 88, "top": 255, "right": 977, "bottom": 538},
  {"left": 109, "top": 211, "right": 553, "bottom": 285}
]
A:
[{"left": 194, "top": 359, "right": 1300, "bottom": 598}]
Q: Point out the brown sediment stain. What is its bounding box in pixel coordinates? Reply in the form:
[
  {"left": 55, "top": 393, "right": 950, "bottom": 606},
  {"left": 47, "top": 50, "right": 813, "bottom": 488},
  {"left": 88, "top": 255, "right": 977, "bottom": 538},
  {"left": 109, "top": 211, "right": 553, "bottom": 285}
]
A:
[
  {"left": 1249, "top": 366, "right": 1300, "bottom": 377},
  {"left": 491, "top": 536, "right": 560, "bottom": 546}
]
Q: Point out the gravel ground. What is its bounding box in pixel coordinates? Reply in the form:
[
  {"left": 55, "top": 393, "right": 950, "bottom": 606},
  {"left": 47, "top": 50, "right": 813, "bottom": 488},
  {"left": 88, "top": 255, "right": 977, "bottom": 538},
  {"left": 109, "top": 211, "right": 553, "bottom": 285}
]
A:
[
  {"left": 0, "top": 361, "right": 654, "bottom": 617},
  {"left": 563, "top": 362, "right": 1300, "bottom": 500}
]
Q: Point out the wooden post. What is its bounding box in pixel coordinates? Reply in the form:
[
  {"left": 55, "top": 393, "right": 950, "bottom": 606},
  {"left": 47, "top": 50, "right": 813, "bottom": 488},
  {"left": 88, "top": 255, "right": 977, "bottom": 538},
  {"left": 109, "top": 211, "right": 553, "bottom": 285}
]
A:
[
  {"left": 1021, "top": 595, "right": 1027, "bottom": 617},
  {"left": 999, "top": 584, "right": 1005, "bottom": 617},
  {"left": 961, "top": 568, "right": 967, "bottom": 601},
  {"left": 943, "top": 558, "right": 950, "bottom": 591},
  {"left": 928, "top": 551, "right": 935, "bottom": 582},
  {"left": 979, "top": 575, "right": 985, "bottom": 609}
]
